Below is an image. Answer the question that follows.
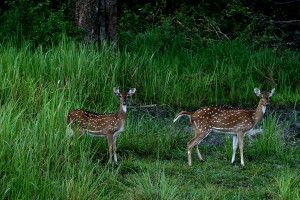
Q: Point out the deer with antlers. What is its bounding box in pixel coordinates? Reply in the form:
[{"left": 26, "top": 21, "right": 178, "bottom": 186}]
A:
[
  {"left": 174, "top": 88, "right": 275, "bottom": 167},
  {"left": 67, "top": 87, "right": 136, "bottom": 165}
]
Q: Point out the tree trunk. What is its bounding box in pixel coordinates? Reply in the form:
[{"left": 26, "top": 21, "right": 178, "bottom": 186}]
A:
[
  {"left": 75, "top": 0, "right": 99, "bottom": 43},
  {"left": 76, "top": 0, "right": 117, "bottom": 47}
]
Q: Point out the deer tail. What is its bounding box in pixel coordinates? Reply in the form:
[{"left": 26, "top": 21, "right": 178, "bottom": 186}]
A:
[{"left": 173, "top": 111, "right": 194, "bottom": 122}]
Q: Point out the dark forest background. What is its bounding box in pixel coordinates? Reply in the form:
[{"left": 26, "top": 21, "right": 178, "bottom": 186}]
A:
[{"left": 0, "top": 0, "right": 299, "bottom": 49}]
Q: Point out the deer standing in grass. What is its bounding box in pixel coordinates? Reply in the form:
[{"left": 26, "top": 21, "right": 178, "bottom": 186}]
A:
[
  {"left": 67, "top": 87, "right": 136, "bottom": 165},
  {"left": 173, "top": 88, "right": 275, "bottom": 167}
]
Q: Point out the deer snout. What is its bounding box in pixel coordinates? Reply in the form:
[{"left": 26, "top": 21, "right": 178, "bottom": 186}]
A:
[{"left": 263, "top": 99, "right": 270, "bottom": 106}]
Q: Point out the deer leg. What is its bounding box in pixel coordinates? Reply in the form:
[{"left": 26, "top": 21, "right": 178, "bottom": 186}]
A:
[
  {"left": 231, "top": 135, "right": 238, "bottom": 164},
  {"left": 67, "top": 127, "right": 74, "bottom": 146},
  {"left": 66, "top": 127, "right": 74, "bottom": 137},
  {"left": 107, "top": 134, "right": 114, "bottom": 164},
  {"left": 237, "top": 132, "right": 245, "bottom": 167},
  {"left": 67, "top": 126, "right": 85, "bottom": 146},
  {"left": 113, "top": 136, "right": 118, "bottom": 165},
  {"left": 187, "top": 137, "right": 199, "bottom": 166},
  {"left": 187, "top": 129, "right": 210, "bottom": 166},
  {"left": 78, "top": 130, "right": 85, "bottom": 138},
  {"left": 194, "top": 145, "right": 204, "bottom": 162}
]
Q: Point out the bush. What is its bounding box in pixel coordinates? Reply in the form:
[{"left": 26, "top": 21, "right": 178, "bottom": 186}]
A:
[
  {"left": 0, "top": 0, "right": 81, "bottom": 46},
  {"left": 118, "top": 0, "right": 280, "bottom": 51}
]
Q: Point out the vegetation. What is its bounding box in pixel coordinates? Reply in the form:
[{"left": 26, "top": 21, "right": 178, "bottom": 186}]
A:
[
  {"left": 0, "top": 37, "right": 299, "bottom": 199},
  {"left": 1, "top": 0, "right": 296, "bottom": 47},
  {"left": 0, "top": 0, "right": 299, "bottom": 199}
]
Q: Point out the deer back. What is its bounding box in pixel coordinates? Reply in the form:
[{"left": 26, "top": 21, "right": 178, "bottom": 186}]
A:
[
  {"left": 67, "top": 109, "right": 124, "bottom": 134},
  {"left": 191, "top": 106, "right": 255, "bottom": 132}
]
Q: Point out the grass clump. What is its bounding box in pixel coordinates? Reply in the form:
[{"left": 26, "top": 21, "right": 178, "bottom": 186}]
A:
[
  {"left": 124, "top": 163, "right": 180, "bottom": 200},
  {"left": 276, "top": 169, "right": 300, "bottom": 200}
]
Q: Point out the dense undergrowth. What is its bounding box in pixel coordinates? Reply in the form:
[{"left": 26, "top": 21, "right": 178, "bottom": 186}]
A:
[
  {"left": 1, "top": 36, "right": 299, "bottom": 109},
  {"left": 0, "top": 36, "right": 300, "bottom": 199}
]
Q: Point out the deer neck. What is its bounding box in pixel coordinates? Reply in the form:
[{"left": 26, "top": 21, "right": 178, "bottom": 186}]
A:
[
  {"left": 118, "top": 103, "right": 128, "bottom": 120},
  {"left": 253, "top": 102, "right": 266, "bottom": 125}
]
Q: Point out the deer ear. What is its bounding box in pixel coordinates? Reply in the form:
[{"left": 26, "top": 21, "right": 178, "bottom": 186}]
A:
[
  {"left": 254, "top": 88, "right": 261, "bottom": 97},
  {"left": 113, "top": 87, "right": 120, "bottom": 95},
  {"left": 269, "top": 88, "right": 275, "bottom": 97},
  {"left": 128, "top": 88, "right": 136, "bottom": 95}
]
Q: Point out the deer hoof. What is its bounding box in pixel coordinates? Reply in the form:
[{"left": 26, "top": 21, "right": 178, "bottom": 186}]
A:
[{"left": 239, "top": 165, "right": 245, "bottom": 170}]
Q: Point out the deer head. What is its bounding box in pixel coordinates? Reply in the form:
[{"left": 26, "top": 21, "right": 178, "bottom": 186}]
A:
[{"left": 254, "top": 88, "right": 275, "bottom": 106}]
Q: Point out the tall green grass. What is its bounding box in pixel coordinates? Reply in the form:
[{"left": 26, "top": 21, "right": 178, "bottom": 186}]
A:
[
  {"left": 1, "top": 37, "right": 299, "bottom": 110},
  {"left": 276, "top": 169, "right": 300, "bottom": 200},
  {"left": 0, "top": 35, "right": 299, "bottom": 199},
  {"left": 123, "top": 162, "right": 181, "bottom": 200}
]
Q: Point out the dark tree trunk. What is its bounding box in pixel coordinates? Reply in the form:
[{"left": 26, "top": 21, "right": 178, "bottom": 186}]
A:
[
  {"left": 75, "top": 0, "right": 99, "bottom": 43},
  {"left": 100, "top": 0, "right": 117, "bottom": 44},
  {"left": 76, "top": 0, "right": 117, "bottom": 47}
]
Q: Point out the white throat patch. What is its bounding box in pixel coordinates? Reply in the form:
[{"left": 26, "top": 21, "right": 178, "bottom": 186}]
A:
[
  {"left": 261, "top": 106, "right": 266, "bottom": 114},
  {"left": 122, "top": 105, "right": 127, "bottom": 112}
]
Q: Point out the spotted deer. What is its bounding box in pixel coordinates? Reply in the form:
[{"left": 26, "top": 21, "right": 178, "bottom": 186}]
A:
[
  {"left": 67, "top": 87, "right": 136, "bottom": 165},
  {"left": 173, "top": 88, "right": 275, "bottom": 167}
]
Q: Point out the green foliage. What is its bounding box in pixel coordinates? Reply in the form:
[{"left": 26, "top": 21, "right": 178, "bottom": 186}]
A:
[
  {"left": 249, "top": 115, "right": 284, "bottom": 157},
  {"left": 0, "top": 0, "right": 291, "bottom": 48},
  {"left": 0, "top": 0, "right": 299, "bottom": 198},
  {"left": 0, "top": 38, "right": 299, "bottom": 199},
  {"left": 0, "top": 0, "right": 81, "bottom": 46},
  {"left": 245, "top": 114, "right": 298, "bottom": 166},
  {"left": 119, "top": 0, "right": 278, "bottom": 50},
  {"left": 276, "top": 169, "right": 300, "bottom": 200},
  {"left": 1, "top": 37, "right": 300, "bottom": 109},
  {"left": 124, "top": 164, "right": 180, "bottom": 200}
]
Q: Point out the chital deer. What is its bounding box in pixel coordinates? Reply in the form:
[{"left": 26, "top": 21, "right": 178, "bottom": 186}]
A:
[
  {"left": 67, "top": 87, "right": 136, "bottom": 165},
  {"left": 173, "top": 88, "right": 275, "bottom": 167}
]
